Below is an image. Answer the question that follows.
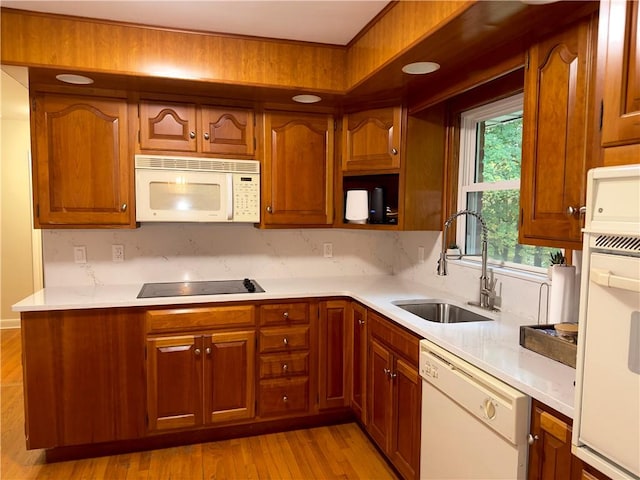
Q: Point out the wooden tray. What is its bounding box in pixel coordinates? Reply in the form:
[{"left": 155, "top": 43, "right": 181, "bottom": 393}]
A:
[{"left": 519, "top": 324, "right": 577, "bottom": 368}]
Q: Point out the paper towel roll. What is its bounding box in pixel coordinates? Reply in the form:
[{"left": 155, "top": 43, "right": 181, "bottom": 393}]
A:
[{"left": 548, "top": 265, "right": 577, "bottom": 324}]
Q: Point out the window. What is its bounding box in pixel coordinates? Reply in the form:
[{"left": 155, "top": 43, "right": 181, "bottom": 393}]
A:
[{"left": 457, "top": 93, "right": 556, "bottom": 271}]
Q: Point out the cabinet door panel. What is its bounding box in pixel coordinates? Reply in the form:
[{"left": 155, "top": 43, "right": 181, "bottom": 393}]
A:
[
  {"left": 351, "top": 303, "right": 367, "bottom": 422},
  {"left": 33, "top": 94, "right": 133, "bottom": 227},
  {"left": 139, "top": 102, "right": 197, "bottom": 152},
  {"left": 263, "top": 112, "right": 333, "bottom": 225},
  {"left": 343, "top": 107, "right": 402, "bottom": 171},
  {"left": 206, "top": 331, "right": 255, "bottom": 423},
  {"left": 21, "top": 309, "right": 146, "bottom": 449},
  {"left": 390, "top": 357, "right": 421, "bottom": 480},
  {"left": 147, "top": 335, "right": 203, "bottom": 431},
  {"left": 368, "top": 339, "right": 392, "bottom": 452},
  {"left": 601, "top": 0, "right": 640, "bottom": 146},
  {"left": 318, "top": 300, "right": 347, "bottom": 409},
  {"left": 520, "top": 16, "right": 596, "bottom": 248},
  {"left": 201, "top": 107, "right": 255, "bottom": 156}
]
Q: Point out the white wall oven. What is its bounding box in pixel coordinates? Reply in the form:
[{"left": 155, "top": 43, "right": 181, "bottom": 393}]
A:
[{"left": 573, "top": 165, "right": 640, "bottom": 480}]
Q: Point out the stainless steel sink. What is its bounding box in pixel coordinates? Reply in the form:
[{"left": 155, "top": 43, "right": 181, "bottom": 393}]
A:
[{"left": 393, "top": 300, "right": 493, "bottom": 324}]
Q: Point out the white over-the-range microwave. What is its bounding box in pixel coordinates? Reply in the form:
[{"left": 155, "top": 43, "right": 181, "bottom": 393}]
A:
[{"left": 135, "top": 154, "right": 260, "bottom": 223}]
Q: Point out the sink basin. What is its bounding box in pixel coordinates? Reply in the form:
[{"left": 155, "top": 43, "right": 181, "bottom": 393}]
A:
[{"left": 393, "top": 300, "right": 493, "bottom": 324}]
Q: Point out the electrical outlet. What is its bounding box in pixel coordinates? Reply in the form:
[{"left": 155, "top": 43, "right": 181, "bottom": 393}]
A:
[
  {"left": 418, "top": 246, "right": 425, "bottom": 263},
  {"left": 112, "top": 244, "right": 125, "bottom": 262},
  {"left": 323, "top": 243, "right": 333, "bottom": 258},
  {"left": 73, "top": 246, "right": 87, "bottom": 264}
]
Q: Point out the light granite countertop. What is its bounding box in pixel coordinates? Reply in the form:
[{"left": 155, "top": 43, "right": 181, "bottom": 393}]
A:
[{"left": 13, "top": 274, "right": 576, "bottom": 418}]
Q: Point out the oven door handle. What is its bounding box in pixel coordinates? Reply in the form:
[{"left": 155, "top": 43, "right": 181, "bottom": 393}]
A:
[{"left": 590, "top": 268, "right": 640, "bottom": 293}]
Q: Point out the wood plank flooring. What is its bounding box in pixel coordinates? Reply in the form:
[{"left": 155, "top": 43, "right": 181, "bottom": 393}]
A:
[{"left": 0, "top": 328, "right": 398, "bottom": 480}]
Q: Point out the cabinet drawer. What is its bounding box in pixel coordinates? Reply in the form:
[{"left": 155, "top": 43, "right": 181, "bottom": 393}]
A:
[
  {"left": 146, "top": 305, "right": 255, "bottom": 333},
  {"left": 368, "top": 311, "right": 419, "bottom": 366},
  {"left": 260, "top": 303, "right": 309, "bottom": 326},
  {"left": 259, "top": 326, "right": 310, "bottom": 353},
  {"left": 259, "top": 352, "right": 309, "bottom": 379},
  {"left": 259, "top": 377, "right": 309, "bottom": 417}
]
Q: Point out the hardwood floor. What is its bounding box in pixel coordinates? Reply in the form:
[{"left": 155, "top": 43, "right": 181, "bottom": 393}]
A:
[{"left": 0, "top": 328, "right": 398, "bottom": 479}]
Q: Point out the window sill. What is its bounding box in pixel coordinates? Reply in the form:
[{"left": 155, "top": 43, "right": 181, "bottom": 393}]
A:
[{"left": 447, "top": 257, "right": 549, "bottom": 284}]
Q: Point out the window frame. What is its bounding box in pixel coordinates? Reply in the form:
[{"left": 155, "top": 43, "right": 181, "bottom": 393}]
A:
[{"left": 454, "top": 92, "right": 549, "bottom": 275}]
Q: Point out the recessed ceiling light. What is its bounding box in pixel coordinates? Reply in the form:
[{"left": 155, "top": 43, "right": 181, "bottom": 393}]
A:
[
  {"left": 55, "top": 73, "right": 94, "bottom": 85},
  {"left": 292, "top": 94, "right": 322, "bottom": 104},
  {"left": 401, "top": 62, "right": 441, "bottom": 75}
]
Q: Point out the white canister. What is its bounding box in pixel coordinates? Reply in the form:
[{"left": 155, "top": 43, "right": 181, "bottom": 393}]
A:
[{"left": 345, "top": 190, "right": 369, "bottom": 224}]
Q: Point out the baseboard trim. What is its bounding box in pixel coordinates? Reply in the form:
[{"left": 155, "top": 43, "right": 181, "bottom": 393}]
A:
[{"left": 1, "top": 318, "right": 20, "bottom": 329}]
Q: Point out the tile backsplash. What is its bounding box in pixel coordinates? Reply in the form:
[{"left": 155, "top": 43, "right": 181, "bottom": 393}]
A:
[{"left": 42, "top": 224, "right": 395, "bottom": 286}]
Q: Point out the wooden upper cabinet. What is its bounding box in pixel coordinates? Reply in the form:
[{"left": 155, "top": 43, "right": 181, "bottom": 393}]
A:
[
  {"left": 343, "top": 107, "right": 403, "bottom": 172},
  {"left": 139, "top": 101, "right": 197, "bottom": 152},
  {"left": 139, "top": 101, "right": 256, "bottom": 157},
  {"left": 262, "top": 111, "right": 334, "bottom": 226},
  {"left": 600, "top": 0, "right": 640, "bottom": 147},
  {"left": 520, "top": 14, "right": 598, "bottom": 249},
  {"left": 201, "top": 107, "right": 255, "bottom": 156},
  {"left": 31, "top": 93, "right": 135, "bottom": 228}
]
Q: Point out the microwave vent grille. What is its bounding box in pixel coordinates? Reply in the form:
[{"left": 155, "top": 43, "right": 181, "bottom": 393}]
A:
[
  {"left": 593, "top": 234, "right": 640, "bottom": 253},
  {"left": 135, "top": 155, "right": 259, "bottom": 174}
]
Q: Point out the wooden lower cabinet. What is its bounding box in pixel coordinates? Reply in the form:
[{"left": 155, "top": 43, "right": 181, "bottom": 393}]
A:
[
  {"left": 528, "top": 400, "right": 610, "bottom": 480},
  {"left": 257, "top": 302, "right": 314, "bottom": 418},
  {"left": 318, "top": 300, "right": 348, "bottom": 410},
  {"left": 350, "top": 302, "right": 368, "bottom": 423},
  {"left": 21, "top": 308, "right": 146, "bottom": 449},
  {"left": 146, "top": 330, "right": 255, "bottom": 432},
  {"left": 367, "top": 311, "right": 421, "bottom": 480}
]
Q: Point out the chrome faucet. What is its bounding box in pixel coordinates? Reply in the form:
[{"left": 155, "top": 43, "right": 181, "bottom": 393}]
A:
[{"left": 437, "top": 209, "right": 498, "bottom": 311}]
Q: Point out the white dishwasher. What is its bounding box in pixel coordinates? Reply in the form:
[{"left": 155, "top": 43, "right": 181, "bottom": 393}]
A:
[{"left": 419, "top": 339, "right": 530, "bottom": 480}]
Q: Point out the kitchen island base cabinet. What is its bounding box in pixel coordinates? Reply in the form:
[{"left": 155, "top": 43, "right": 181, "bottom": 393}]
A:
[
  {"left": 21, "top": 308, "right": 146, "bottom": 449},
  {"left": 367, "top": 311, "right": 421, "bottom": 480}
]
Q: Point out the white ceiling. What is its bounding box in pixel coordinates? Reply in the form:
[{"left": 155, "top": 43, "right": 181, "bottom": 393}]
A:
[{"left": 2, "top": 0, "right": 391, "bottom": 45}]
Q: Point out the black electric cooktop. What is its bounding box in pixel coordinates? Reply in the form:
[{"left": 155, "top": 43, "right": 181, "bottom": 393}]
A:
[{"left": 137, "top": 278, "right": 264, "bottom": 299}]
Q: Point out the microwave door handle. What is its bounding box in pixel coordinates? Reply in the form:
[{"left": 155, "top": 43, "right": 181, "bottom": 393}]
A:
[
  {"left": 227, "top": 175, "right": 233, "bottom": 220},
  {"left": 590, "top": 268, "right": 640, "bottom": 293}
]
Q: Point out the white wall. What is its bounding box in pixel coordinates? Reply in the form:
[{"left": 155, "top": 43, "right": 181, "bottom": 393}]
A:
[{"left": 1, "top": 68, "right": 40, "bottom": 328}]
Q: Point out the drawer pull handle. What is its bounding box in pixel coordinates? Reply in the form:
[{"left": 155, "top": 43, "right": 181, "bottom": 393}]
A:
[
  {"left": 283, "top": 311, "right": 289, "bottom": 319},
  {"left": 282, "top": 363, "right": 289, "bottom": 372},
  {"left": 283, "top": 337, "right": 289, "bottom": 346},
  {"left": 282, "top": 395, "right": 288, "bottom": 403}
]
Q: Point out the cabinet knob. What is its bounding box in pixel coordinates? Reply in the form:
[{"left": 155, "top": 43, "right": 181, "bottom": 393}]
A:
[
  {"left": 391, "top": 148, "right": 398, "bottom": 155},
  {"left": 283, "top": 337, "right": 289, "bottom": 346},
  {"left": 282, "top": 395, "right": 288, "bottom": 403},
  {"left": 194, "top": 348, "right": 201, "bottom": 356},
  {"left": 204, "top": 132, "right": 210, "bottom": 140},
  {"left": 266, "top": 205, "right": 273, "bottom": 214},
  {"left": 566, "top": 205, "right": 586, "bottom": 217},
  {"left": 358, "top": 319, "right": 365, "bottom": 326},
  {"left": 389, "top": 372, "right": 397, "bottom": 379},
  {"left": 283, "top": 311, "right": 289, "bottom": 319},
  {"left": 282, "top": 363, "right": 289, "bottom": 372},
  {"left": 189, "top": 131, "right": 196, "bottom": 139},
  {"left": 121, "top": 203, "right": 127, "bottom": 212},
  {"left": 528, "top": 434, "right": 539, "bottom": 445},
  {"left": 205, "top": 347, "right": 211, "bottom": 355},
  {"left": 383, "top": 368, "right": 391, "bottom": 377}
]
